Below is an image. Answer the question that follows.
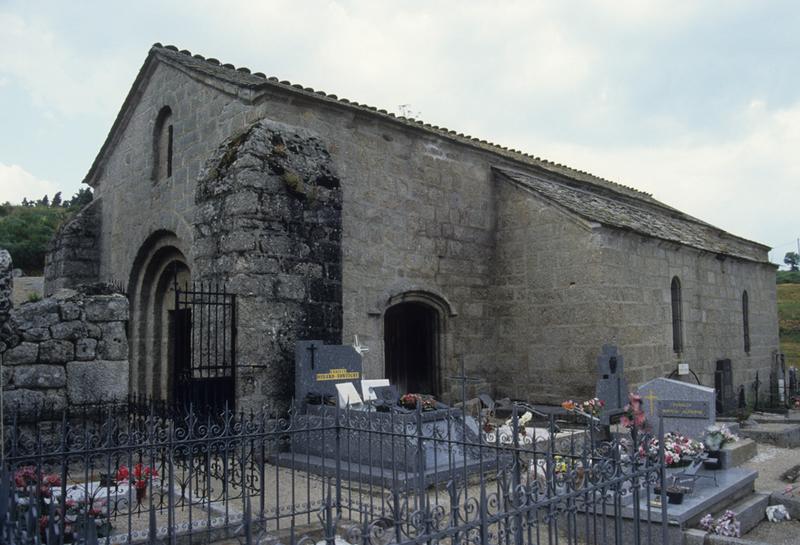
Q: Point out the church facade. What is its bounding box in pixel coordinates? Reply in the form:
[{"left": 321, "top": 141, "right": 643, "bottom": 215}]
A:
[{"left": 45, "top": 44, "right": 779, "bottom": 410}]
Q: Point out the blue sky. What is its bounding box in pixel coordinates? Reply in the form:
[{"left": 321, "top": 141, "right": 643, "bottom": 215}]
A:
[{"left": 1, "top": 1, "right": 798, "bottom": 264}]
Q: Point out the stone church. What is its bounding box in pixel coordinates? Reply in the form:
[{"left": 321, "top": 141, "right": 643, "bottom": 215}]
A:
[{"left": 45, "top": 44, "right": 779, "bottom": 411}]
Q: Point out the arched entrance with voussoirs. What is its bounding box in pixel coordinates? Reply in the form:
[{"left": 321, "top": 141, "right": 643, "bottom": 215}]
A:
[
  {"left": 383, "top": 291, "right": 451, "bottom": 396},
  {"left": 127, "top": 231, "right": 190, "bottom": 402}
]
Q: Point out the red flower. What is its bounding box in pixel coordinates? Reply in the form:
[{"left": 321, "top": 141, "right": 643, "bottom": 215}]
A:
[{"left": 116, "top": 465, "right": 130, "bottom": 483}]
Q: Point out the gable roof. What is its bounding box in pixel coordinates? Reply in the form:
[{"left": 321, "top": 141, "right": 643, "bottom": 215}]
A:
[
  {"left": 495, "top": 167, "right": 769, "bottom": 263},
  {"left": 84, "top": 43, "right": 771, "bottom": 263},
  {"left": 84, "top": 44, "right": 656, "bottom": 201}
]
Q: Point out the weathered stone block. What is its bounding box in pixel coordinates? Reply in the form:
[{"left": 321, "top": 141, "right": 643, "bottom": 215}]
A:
[
  {"left": 75, "top": 338, "right": 97, "bottom": 360},
  {"left": 3, "top": 388, "right": 67, "bottom": 419},
  {"left": 3, "top": 342, "right": 38, "bottom": 365},
  {"left": 13, "top": 365, "right": 66, "bottom": 388},
  {"left": 59, "top": 301, "right": 82, "bottom": 321},
  {"left": 97, "top": 322, "right": 127, "bottom": 360},
  {"left": 66, "top": 360, "right": 129, "bottom": 404},
  {"left": 84, "top": 295, "right": 128, "bottom": 322},
  {"left": 21, "top": 327, "right": 51, "bottom": 342},
  {"left": 50, "top": 320, "right": 89, "bottom": 340},
  {"left": 2, "top": 365, "right": 11, "bottom": 387},
  {"left": 39, "top": 339, "right": 75, "bottom": 363}
]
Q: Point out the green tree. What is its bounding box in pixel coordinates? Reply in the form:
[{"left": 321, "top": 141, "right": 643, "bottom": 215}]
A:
[
  {"left": 51, "top": 191, "right": 62, "bottom": 207},
  {"left": 786, "top": 252, "right": 800, "bottom": 272},
  {"left": 0, "top": 205, "right": 69, "bottom": 273}
]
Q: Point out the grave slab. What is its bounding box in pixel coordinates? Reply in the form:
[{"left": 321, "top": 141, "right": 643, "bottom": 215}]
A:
[
  {"left": 638, "top": 378, "right": 715, "bottom": 440},
  {"left": 622, "top": 467, "right": 757, "bottom": 529},
  {"left": 739, "top": 423, "right": 800, "bottom": 448}
]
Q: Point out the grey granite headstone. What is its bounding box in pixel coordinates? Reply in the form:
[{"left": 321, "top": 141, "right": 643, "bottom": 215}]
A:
[
  {"left": 295, "top": 340, "right": 363, "bottom": 404},
  {"left": 595, "top": 345, "right": 628, "bottom": 424},
  {"left": 637, "top": 378, "right": 715, "bottom": 439}
]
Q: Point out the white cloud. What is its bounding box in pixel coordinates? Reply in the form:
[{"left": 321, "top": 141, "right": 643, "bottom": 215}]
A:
[
  {"left": 0, "top": 162, "right": 59, "bottom": 204},
  {"left": 514, "top": 97, "right": 800, "bottom": 261},
  {"left": 0, "top": 12, "right": 131, "bottom": 117}
]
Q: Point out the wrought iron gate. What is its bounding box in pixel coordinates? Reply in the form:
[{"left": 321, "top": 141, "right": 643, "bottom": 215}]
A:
[{"left": 172, "top": 281, "right": 236, "bottom": 410}]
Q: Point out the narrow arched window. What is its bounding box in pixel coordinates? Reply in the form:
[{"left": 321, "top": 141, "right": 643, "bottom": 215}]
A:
[
  {"left": 153, "top": 106, "right": 173, "bottom": 181},
  {"left": 742, "top": 290, "right": 750, "bottom": 353},
  {"left": 671, "top": 276, "right": 683, "bottom": 353}
]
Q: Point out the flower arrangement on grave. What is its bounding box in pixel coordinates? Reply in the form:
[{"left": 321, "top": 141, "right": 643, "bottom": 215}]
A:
[
  {"left": 620, "top": 393, "right": 647, "bottom": 431},
  {"left": 703, "top": 424, "right": 739, "bottom": 451},
  {"left": 399, "top": 393, "right": 436, "bottom": 411},
  {"left": 116, "top": 463, "right": 159, "bottom": 502},
  {"left": 561, "top": 397, "right": 605, "bottom": 418},
  {"left": 644, "top": 432, "right": 705, "bottom": 467},
  {"left": 13, "top": 466, "right": 112, "bottom": 540},
  {"left": 791, "top": 395, "right": 800, "bottom": 410},
  {"left": 484, "top": 411, "right": 535, "bottom": 445},
  {"left": 700, "top": 510, "right": 741, "bottom": 537}
]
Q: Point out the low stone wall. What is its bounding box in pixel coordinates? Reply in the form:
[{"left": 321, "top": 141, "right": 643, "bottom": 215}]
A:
[{"left": 1, "top": 284, "right": 129, "bottom": 420}]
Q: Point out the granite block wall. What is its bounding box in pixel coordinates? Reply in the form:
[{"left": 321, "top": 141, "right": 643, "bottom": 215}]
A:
[
  {"left": 1, "top": 282, "right": 129, "bottom": 421},
  {"left": 44, "top": 199, "right": 101, "bottom": 295},
  {"left": 193, "top": 119, "right": 342, "bottom": 410}
]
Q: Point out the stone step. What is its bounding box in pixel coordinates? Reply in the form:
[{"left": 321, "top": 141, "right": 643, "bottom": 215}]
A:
[
  {"left": 684, "top": 493, "right": 769, "bottom": 545},
  {"left": 723, "top": 493, "right": 769, "bottom": 536},
  {"left": 739, "top": 423, "right": 800, "bottom": 448}
]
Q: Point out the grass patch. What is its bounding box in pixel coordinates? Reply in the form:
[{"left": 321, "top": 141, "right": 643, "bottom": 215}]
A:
[{"left": 778, "top": 283, "right": 800, "bottom": 366}]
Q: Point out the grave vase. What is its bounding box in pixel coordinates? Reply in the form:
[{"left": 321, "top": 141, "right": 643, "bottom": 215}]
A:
[{"left": 704, "top": 450, "right": 722, "bottom": 470}]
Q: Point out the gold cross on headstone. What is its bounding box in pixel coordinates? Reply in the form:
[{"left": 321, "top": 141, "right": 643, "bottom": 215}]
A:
[{"left": 643, "top": 390, "right": 658, "bottom": 416}]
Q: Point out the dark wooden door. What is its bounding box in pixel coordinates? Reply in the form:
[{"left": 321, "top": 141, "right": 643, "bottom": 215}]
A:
[{"left": 384, "top": 302, "right": 438, "bottom": 395}]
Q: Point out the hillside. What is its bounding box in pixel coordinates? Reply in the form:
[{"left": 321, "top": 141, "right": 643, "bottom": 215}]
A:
[{"left": 778, "top": 282, "right": 800, "bottom": 367}]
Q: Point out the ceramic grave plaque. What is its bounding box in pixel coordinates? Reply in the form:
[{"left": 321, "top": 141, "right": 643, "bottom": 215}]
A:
[
  {"left": 637, "top": 378, "right": 715, "bottom": 439},
  {"left": 295, "top": 340, "right": 363, "bottom": 404}
]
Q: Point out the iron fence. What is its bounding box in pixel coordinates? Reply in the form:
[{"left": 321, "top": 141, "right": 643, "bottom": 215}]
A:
[{"left": 1, "top": 401, "right": 668, "bottom": 545}]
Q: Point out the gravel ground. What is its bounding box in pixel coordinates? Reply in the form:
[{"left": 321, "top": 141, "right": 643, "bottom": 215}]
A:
[
  {"left": 742, "top": 519, "right": 800, "bottom": 545},
  {"left": 740, "top": 444, "right": 798, "bottom": 493}
]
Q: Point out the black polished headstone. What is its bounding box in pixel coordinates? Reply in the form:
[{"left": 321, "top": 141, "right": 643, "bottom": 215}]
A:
[
  {"left": 295, "top": 340, "right": 363, "bottom": 404},
  {"left": 595, "top": 344, "right": 628, "bottom": 424}
]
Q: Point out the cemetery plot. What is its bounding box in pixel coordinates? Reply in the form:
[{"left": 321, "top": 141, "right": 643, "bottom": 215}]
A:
[{"left": 2, "top": 399, "right": 671, "bottom": 545}]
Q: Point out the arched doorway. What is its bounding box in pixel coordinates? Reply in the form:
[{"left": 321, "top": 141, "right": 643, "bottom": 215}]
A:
[
  {"left": 128, "top": 231, "right": 190, "bottom": 401},
  {"left": 384, "top": 301, "right": 440, "bottom": 395}
]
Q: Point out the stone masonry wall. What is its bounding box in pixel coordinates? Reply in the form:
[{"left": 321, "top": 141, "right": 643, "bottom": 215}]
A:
[
  {"left": 592, "top": 228, "right": 778, "bottom": 400},
  {"left": 44, "top": 199, "right": 101, "bottom": 295},
  {"left": 491, "top": 180, "right": 603, "bottom": 403},
  {"left": 193, "top": 119, "right": 342, "bottom": 410},
  {"left": 91, "top": 60, "right": 498, "bottom": 399},
  {"left": 490, "top": 183, "right": 779, "bottom": 404},
  {"left": 0, "top": 250, "right": 12, "bottom": 344},
  {"left": 1, "top": 284, "right": 129, "bottom": 421}
]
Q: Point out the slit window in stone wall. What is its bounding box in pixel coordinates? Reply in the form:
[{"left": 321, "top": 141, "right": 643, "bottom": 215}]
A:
[
  {"left": 153, "top": 106, "right": 173, "bottom": 181},
  {"left": 743, "top": 290, "right": 750, "bottom": 353},
  {"left": 671, "top": 276, "right": 683, "bottom": 353}
]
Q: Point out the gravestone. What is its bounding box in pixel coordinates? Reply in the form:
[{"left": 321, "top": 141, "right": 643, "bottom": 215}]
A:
[
  {"left": 715, "top": 359, "right": 736, "bottom": 414},
  {"left": 638, "top": 378, "right": 715, "bottom": 439},
  {"left": 595, "top": 345, "right": 629, "bottom": 425},
  {"left": 295, "top": 340, "right": 362, "bottom": 404}
]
